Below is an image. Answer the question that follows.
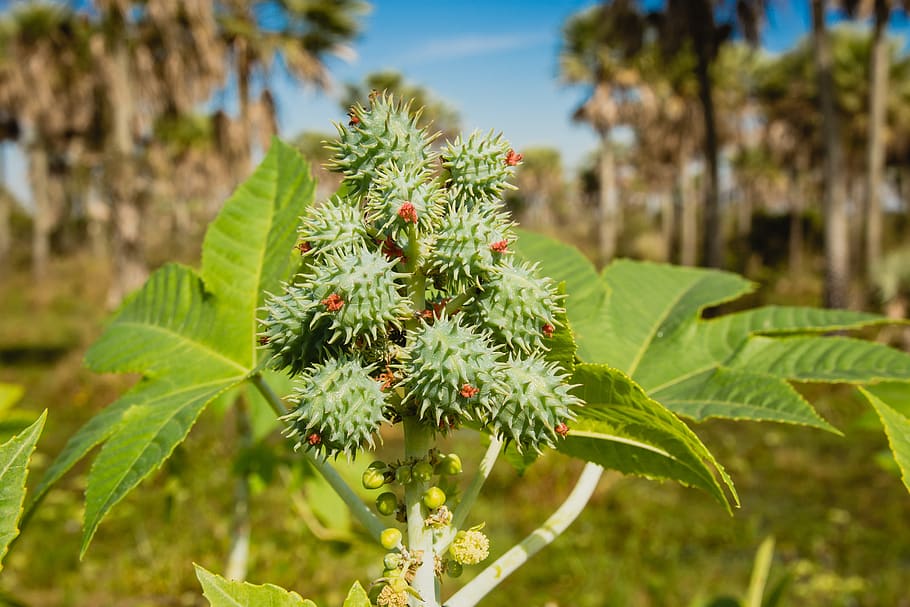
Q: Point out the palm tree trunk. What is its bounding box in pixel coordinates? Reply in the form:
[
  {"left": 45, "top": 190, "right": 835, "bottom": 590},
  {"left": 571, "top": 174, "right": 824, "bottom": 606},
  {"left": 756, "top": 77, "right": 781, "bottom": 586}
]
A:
[
  {"left": 28, "top": 140, "right": 51, "bottom": 279},
  {"left": 0, "top": 143, "right": 11, "bottom": 267},
  {"left": 597, "top": 130, "right": 619, "bottom": 265},
  {"left": 865, "top": 0, "right": 889, "bottom": 283},
  {"left": 678, "top": 151, "right": 697, "bottom": 266},
  {"left": 106, "top": 37, "right": 147, "bottom": 307},
  {"left": 788, "top": 161, "right": 805, "bottom": 278},
  {"left": 688, "top": 3, "right": 722, "bottom": 269},
  {"left": 812, "top": 0, "right": 850, "bottom": 308},
  {"left": 660, "top": 189, "right": 675, "bottom": 263}
]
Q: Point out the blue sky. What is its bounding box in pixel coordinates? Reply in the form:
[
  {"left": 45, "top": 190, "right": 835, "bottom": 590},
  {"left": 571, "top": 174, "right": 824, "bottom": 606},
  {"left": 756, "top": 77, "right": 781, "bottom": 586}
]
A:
[{"left": 5, "top": 1, "right": 910, "bottom": 205}]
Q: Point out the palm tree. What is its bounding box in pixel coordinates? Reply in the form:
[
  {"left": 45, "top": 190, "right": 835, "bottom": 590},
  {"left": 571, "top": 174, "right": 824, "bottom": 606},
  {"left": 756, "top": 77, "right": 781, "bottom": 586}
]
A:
[
  {"left": 560, "top": 1, "right": 645, "bottom": 265},
  {"left": 218, "top": 0, "right": 368, "bottom": 172},
  {"left": 0, "top": 3, "right": 98, "bottom": 279}
]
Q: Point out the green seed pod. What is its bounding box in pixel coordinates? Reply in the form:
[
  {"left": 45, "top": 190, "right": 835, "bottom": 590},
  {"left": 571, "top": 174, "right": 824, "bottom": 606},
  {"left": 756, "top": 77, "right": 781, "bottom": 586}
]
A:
[
  {"left": 442, "top": 130, "right": 517, "bottom": 209},
  {"left": 297, "top": 195, "right": 369, "bottom": 263},
  {"left": 328, "top": 93, "right": 437, "bottom": 195},
  {"left": 446, "top": 560, "right": 463, "bottom": 578},
  {"left": 301, "top": 245, "right": 412, "bottom": 347},
  {"left": 422, "top": 486, "right": 447, "bottom": 510},
  {"left": 380, "top": 527, "right": 403, "bottom": 550},
  {"left": 362, "top": 467, "right": 387, "bottom": 490},
  {"left": 463, "top": 260, "right": 562, "bottom": 353},
  {"left": 282, "top": 357, "right": 388, "bottom": 458},
  {"left": 365, "top": 162, "right": 443, "bottom": 235},
  {"left": 376, "top": 492, "right": 399, "bottom": 516},
  {"left": 412, "top": 461, "right": 434, "bottom": 483},
  {"left": 400, "top": 316, "right": 504, "bottom": 426},
  {"left": 488, "top": 353, "right": 580, "bottom": 453},
  {"left": 260, "top": 286, "right": 337, "bottom": 375},
  {"left": 426, "top": 202, "right": 514, "bottom": 290}
]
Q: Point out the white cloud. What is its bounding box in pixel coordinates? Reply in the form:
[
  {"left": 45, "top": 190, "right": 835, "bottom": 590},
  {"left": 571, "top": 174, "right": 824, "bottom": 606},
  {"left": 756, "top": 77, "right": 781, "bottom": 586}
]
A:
[{"left": 398, "top": 32, "right": 552, "bottom": 66}]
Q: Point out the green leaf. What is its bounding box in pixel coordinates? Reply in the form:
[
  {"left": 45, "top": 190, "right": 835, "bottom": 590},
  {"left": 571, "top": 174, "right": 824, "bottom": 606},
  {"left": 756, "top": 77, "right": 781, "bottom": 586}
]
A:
[
  {"left": 0, "top": 410, "right": 46, "bottom": 571},
  {"left": 860, "top": 388, "right": 910, "bottom": 492},
  {"left": 730, "top": 336, "right": 910, "bottom": 383},
  {"left": 654, "top": 368, "right": 837, "bottom": 432},
  {"left": 342, "top": 582, "right": 370, "bottom": 607},
  {"left": 544, "top": 282, "right": 577, "bottom": 376},
  {"left": 558, "top": 364, "right": 737, "bottom": 511},
  {"left": 33, "top": 140, "right": 314, "bottom": 555},
  {"left": 195, "top": 563, "right": 317, "bottom": 607},
  {"left": 513, "top": 230, "right": 607, "bottom": 358}
]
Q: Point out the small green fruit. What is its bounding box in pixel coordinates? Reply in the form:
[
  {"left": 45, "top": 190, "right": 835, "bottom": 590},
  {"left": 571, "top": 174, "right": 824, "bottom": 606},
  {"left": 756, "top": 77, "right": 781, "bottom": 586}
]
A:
[
  {"left": 383, "top": 552, "right": 403, "bottom": 570},
  {"left": 395, "top": 465, "right": 412, "bottom": 484},
  {"left": 413, "top": 461, "right": 434, "bottom": 483},
  {"left": 436, "top": 453, "right": 463, "bottom": 476},
  {"left": 380, "top": 527, "right": 403, "bottom": 550},
  {"left": 446, "top": 560, "right": 463, "bottom": 578},
  {"left": 422, "top": 486, "right": 447, "bottom": 510},
  {"left": 376, "top": 492, "right": 399, "bottom": 516},
  {"left": 362, "top": 467, "right": 387, "bottom": 490}
]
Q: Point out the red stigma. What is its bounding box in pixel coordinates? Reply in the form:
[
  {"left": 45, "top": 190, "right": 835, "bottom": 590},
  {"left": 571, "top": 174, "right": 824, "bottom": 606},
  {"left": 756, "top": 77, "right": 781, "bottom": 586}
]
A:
[
  {"left": 460, "top": 384, "right": 479, "bottom": 398},
  {"left": 397, "top": 202, "right": 418, "bottom": 224},
  {"left": 321, "top": 293, "right": 344, "bottom": 312},
  {"left": 258, "top": 335, "right": 269, "bottom": 346},
  {"left": 307, "top": 432, "right": 322, "bottom": 446},
  {"left": 505, "top": 149, "right": 523, "bottom": 166},
  {"left": 380, "top": 235, "right": 406, "bottom": 262},
  {"left": 297, "top": 241, "right": 311, "bottom": 254},
  {"left": 555, "top": 422, "right": 569, "bottom": 437},
  {"left": 376, "top": 367, "right": 396, "bottom": 391},
  {"left": 490, "top": 240, "right": 509, "bottom": 253},
  {"left": 542, "top": 323, "right": 555, "bottom": 338},
  {"left": 348, "top": 110, "right": 360, "bottom": 126}
]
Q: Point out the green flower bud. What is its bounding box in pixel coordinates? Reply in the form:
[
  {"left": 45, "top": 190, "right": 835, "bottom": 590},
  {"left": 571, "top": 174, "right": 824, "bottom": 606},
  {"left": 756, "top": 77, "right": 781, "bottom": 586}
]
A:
[
  {"left": 376, "top": 492, "right": 399, "bottom": 516},
  {"left": 435, "top": 453, "right": 463, "bottom": 476},
  {"left": 422, "top": 486, "right": 446, "bottom": 510},
  {"left": 362, "top": 467, "right": 387, "bottom": 490},
  {"left": 380, "top": 527, "right": 403, "bottom": 550},
  {"left": 412, "top": 461, "right": 434, "bottom": 483}
]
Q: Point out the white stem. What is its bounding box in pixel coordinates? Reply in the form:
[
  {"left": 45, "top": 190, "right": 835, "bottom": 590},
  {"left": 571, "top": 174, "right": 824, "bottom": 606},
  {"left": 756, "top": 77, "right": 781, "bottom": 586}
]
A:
[
  {"left": 440, "top": 437, "right": 501, "bottom": 551},
  {"left": 403, "top": 417, "right": 439, "bottom": 607},
  {"left": 444, "top": 463, "right": 604, "bottom": 607}
]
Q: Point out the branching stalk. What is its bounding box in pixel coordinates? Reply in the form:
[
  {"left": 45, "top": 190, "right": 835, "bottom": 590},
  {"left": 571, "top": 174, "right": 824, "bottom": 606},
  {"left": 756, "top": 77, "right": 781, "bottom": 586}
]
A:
[
  {"left": 403, "top": 416, "right": 440, "bottom": 607},
  {"left": 249, "top": 373, "right": 385, "bottom": 542},
  {"left": 444, "top": 462, "right": 605, "bottom": 607},
  {"left": 441, "top": 436, "right": 502, "bottom": 550}
]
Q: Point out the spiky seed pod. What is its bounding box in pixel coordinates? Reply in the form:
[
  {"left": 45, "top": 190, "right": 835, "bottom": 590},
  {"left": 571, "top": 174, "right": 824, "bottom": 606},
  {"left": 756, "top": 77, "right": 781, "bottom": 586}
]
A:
[
  {"left": 301, "top": 245, "right": 412, "bottom": 346},
  {"left": 426, "top": 201, "right": 514, "bottom": 290},
  {"left": 327, "top": 93, "right": 437, "bottom": 194},
  {"left": 298, "top": 195, "right": 369, "bottom": 260},
  {"left": 488, "top": 353, "right": 579, "bottom": 453},
  {"left": 442, "top": 130, "right": 517, "bottom": 209},
  {"left": 283, "top": 357, "right": 388, "bottom": 458},
  {"left": 260, "top": 286, "right": 338, "bottom": 375},
  {"left": 365, "top": 162, "right": 443, "bottom": 235},
  {"left": 400, "top": 317, "right": 504, "bottom": 426},
  {"left": 463, "top": 260, "right": 562, "bottom": 353}
]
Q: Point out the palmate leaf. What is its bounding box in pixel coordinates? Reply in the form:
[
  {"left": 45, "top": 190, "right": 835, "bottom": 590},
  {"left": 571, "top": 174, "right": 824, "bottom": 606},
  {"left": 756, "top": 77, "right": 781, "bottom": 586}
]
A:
[
  {"left": 195, "top": 564, "right": 317, "bottom": 607},
  {"left": 860, "top": 388, "right": 910, "bottom": 492},
  {"left": 516, "top": 232, "right": 910, "bottom": 495},
  {"left": 0, "top": 410, "right": 45, "bottom": 571},
  {"left": 559, "top": 364, "right": 736, "bottom": 511},
  {"left": 516, "top": 233, "right": 905, "bottom": 429},
  {"left": 30, "top": 139, "right": 315, "bottom": 555}
]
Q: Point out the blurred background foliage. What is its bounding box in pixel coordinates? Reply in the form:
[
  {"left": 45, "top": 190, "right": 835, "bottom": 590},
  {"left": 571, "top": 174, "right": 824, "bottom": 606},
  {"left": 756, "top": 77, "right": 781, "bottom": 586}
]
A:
[{"left": 1, "top": 0, "right": 909, "bottom": 605}]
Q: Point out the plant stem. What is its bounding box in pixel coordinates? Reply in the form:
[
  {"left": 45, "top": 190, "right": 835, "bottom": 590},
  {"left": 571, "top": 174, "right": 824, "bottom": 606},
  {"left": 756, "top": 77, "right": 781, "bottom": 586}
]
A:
[
  {"left": 443, "top": 291, "right": 473, "bottom": 316},
  {"left": 441, "top": 436, "right": 501, "bottom": 551},
  {"left": 249, "top": 373, "right": 385, "bottom": 542},
  {"left": 403, "top": 416, "right": 439, "bottom": 607},
  {"left": 226, "top": 396, "right": 252, "bottom": 581},
  {"left": 444, "top": 462, "right": 604, "bottom": 607}
]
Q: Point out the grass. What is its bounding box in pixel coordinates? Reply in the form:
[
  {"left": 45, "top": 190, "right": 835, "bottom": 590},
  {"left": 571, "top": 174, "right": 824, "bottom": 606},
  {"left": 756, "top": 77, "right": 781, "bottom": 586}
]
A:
[{"left": 2, "top": 254, "right": 909, "bottom": 607}]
